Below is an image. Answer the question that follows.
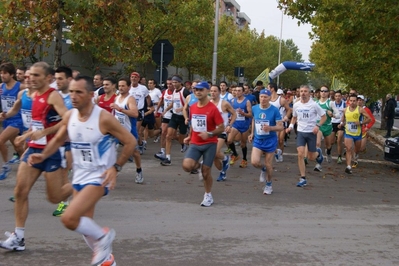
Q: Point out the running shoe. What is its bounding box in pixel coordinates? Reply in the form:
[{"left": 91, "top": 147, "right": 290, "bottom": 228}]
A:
[
  {"left": 263, "top": 182, "right": 273, "bottom": 195},
  {"left": 181, "top": 144, "right": 188, "bottom": 153},
  {"left": 128, "top": 156, "right": 134, "bottom": 162},
  {"left": 135, "top": 171, "right": 144, "bottom": 184},
  {"left": 142, "top": 141, "right": 147, "bottom": 150},
  {"left": 351, "top": 161, "right": 358, "bottom": 168},
  {"left": 345, "top": 167, "right": 352, "bottom": 174},
  {"left": 138, "top": 145, "right": 144, "bottom": 155},
  {"left": 297, "top": 178, "right": 307, "bottom": 187},
  {"left": 337, "top": 155, "right": 342, "bottom": 164},
  {"left": 239, "top": 159, "right": 247, "bottom": 168},
  {"left": 190, "top": 169, "right": 198, "bottom": 174},
  {"left": 259, "top": 167, "right": 266, "bottom": 182},
  {"left": 7, "top": 153, "right": 20, "bottom": 165},
  {"left": 314, "top": 163, "right": 322, "bottom": 172},
  {"left": 234, "top": 141, "right": 240, "bottom": 146},
  {"left": 200, "top": 193, "right": 213, "bottom": 207},
  {"left": 224, "top": 148, "right": 232, "bottom": 154},
  {"left": 154, "top": 151, "right": 166, "bottom": 160},
  {"left": 316, "top": 148, "right": 324, "bottom": 164},
  {"left": 0, "top": 231, "right": 25, "bottom": 251},
  {"left": 326, "top": 154, "right": 332, "bottom": 163},
  {"left": 160, "top": 158, "right": 171, "bottom": 166},
  {"left": 52, "top": 201, "right": 68, "bottom": 217},
  {"left": 153, "top": 135, "right": 160, "bottom": 143},
  {"left": 274, "top": 149, "right": 282, "bottom": 162},
  {"left": 198, "top": 163, "right": 203, "bottom": 181},
  {"left": 0, "top": 165, "right": 11, "bottom": 180},
  {"left": 91, "top": 228, "right": 115, "bottom": 266},
  {"left": 222, "top": 155, "right": 230, "bottom": 172},
  {"left": 9, "top": 196, "right": 15, "bottom": 202},
  {"left": 216, "top": 171, "right": 226, "bottom": 182},
  {"left": 229, "top": 155, "right": 240, "bottom": 165},
  {"left": 101, "top": 254, "right": 116, "bottom": 266}
]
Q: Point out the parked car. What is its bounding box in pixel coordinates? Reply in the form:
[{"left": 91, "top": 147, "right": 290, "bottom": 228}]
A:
[
  {"left": 395, "top": 101, "right": 399, "bottom": 118},
  {"left": 384, "top": 137, "right": 399, "bottom": 164}
]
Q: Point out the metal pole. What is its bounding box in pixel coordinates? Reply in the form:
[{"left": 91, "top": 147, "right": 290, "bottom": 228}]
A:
[
  {"left": 277, "top": 8, "right": 283, "bottom": 87},
  {"left": 211, "top": 0, "right": 220, "bottom": 84},
  {"left": 160, "top": 43, "right": 164, "bottom": 85}
]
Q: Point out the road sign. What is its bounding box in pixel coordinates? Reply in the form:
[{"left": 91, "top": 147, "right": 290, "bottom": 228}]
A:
[
  {"left": 234, "top": 67, "right": 244, "bottom": 77},
  {"left": 154, "top": 67, "right": 168, "bottom": 86},
  {"left": 152, "top": 39, "right": 174, "bottom": 66}
]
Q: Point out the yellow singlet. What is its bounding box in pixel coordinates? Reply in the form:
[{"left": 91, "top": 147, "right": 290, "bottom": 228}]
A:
[{"left": 344, "top": 106, "right": 361, "bottom": 136}]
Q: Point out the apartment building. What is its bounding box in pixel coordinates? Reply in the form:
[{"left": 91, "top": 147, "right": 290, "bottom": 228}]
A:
[{"left": 219, "top": 0, "right": 251, "bottom": 29}]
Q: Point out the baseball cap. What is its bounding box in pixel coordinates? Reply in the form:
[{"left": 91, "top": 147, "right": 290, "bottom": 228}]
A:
[
  {"left": 259, "top": 89, "right": 271, "bottom": 96},
  {"left": 194, "top": 81, "right": 210, "bottom": 90},
  {"left": 277, "top": 89, "right": 284, "bottom": 95},
  {"left": 357, "top": 95, "right": 365, "bottom": 100}
]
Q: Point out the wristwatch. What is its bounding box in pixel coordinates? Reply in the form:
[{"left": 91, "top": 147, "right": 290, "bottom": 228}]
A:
[
  {"left": 113, "top": 163, "right": 122, "bottom": 172},
  {"left": 207, "top": 132, "right": 214, "bottom": 137}
]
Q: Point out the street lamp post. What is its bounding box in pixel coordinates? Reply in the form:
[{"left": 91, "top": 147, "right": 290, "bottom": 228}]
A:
[
  {"left": 212, "top": 0, "right": 220, "bottom": 84},
  {"left": 277, "top": 8, "right": 283, "bottom": 87}
]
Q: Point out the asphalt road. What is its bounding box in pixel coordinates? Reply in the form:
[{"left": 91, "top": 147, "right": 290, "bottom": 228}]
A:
[{"left": 1, "top": 132, "right": 399, "bottom": 266}]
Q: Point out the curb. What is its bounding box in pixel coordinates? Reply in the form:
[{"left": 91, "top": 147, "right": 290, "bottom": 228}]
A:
[{"left": 368, "top": 129, "right": 386, "bottom": 149}]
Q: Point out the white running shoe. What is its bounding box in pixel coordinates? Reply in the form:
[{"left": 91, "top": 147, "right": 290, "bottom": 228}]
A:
[
  {"left": 263, "top": 183, "right": 273, "bottom": 195},
  {"left": 200, "top": 193, "right": 213, "bottom": 207},
  {"left": 135, "top": 171, "right": 144, "bottom": 184},
  {"left": 314, "top": 163, "right": 322, "bottom": 172},
  {"left": 259, "top": 167, "right": 266, "bottom": 182},
  {"left": 0, "top": 231, "right": 25, "bottom": 251},
  {"left": 91, "top": 228, "right": 116, "bottom": 266}
]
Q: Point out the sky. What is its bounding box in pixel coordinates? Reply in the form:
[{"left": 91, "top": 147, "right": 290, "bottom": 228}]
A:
[{"left": 238, "top": 0, "right": 313, "bottom": 63}]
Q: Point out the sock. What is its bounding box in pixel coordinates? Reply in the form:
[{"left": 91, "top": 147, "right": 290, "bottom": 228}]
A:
[
  {"left": 74, "top": 217, "right": 104, "bottom": 240},
  {"left": 347, "top": 165, "right": 352, "bottom": 169},
  {"left": 166, "top": 154, "right": 171, "bottom": 160},
  {"left": 161, "top": 148, "right": 165, "bottom": 154},
  {"left": 229, "top": 143, "right": 238, "bottom": 156},
  {"left": 242, "top": 146, "right": 247, "bottom": 161},
  {"left": 136, "top": 168, "right": 142, "bottom": 173},
  {"left": 15, "top": 227, "right": 25, "bottom": 239},
  {"left": 301, "top": 176, "right": 306, "bottom": 180},
  {"left": 327, "top": 148, "right": 332, "bottom": 155},
  {"left": 261, "top": 166, "right": 266, "bottom": 172},
  {"left": 181, "top": 144, "right": 185, "bottom": 149},
  {"left": 83, "top": 235, "right": 95, "bottom": 251},
  {"left": 266, "top": 181, "right": 272, "bottom": 186}
]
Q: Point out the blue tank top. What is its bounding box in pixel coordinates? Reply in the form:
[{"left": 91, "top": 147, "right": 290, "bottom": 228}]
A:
[
  {"left": 188, "top": 94, "right": 198, "bottom": 107},
  {"left": 252, "top": 104, "right": 281, "bottom": 139},
  {"left": 231, "top": 98, "right": 250, "bottom": 127},
  {"left": 1, "top": 82, "right": 22, "bottom": 121},
  {"left": 21, "top": 89, "right": 33, "bottom": 130}
]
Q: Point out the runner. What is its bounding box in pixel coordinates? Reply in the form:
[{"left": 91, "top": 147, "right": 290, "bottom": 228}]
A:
[
  {"left": 181, "top": 81, "right": 224, "bottom": 207},
  {"left": 0, "top": 61, "right": 72, "bottom": 251},
  {"left": 286, "top": 85, "right": 326, "bottom": 187},
  {"left": 28, "top": 75, "right": 135, "bottom": 266},
  {"left": 357, "top": 95, "right": 375, "bottom": 153},
  {"left": 331, "top": 90, "right": 346, "bottom": 164},
  {"left": 209, "top": 84, "right": 237, "bottom": 182},
  {"left": 339, "top": 94, "right": 371, "bottom": 174},
  {"left": 96, "top": 77, "right": 117, "bottom": 113},
  {"left": 248, "top": 89, "right": 283, "bottom": 194}
]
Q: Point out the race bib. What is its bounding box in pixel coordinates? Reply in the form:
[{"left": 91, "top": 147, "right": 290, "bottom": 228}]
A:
[
  {"left": 236, "top": 109, "right": 245, "bottom": 121},
  {"left": 115, "top": 111, "right": 125, "bottom": 125},
  {"left": 347, "top": 122, "right": 358, "bottom": 133},
  {"left": 173, "top": 99, "right": 182, "bottom": 114},
  {"left": 191, "top": 114, "right": 207, "bottom": 132},
  {"left": 31, "top": 120, "right": 47, "bottom": 145},
  {"left": 71, "top": 142, "right": 93, "bottom": 168},
  {"left": 255, "top": 120, "right": 270, "bottom": 135},
  {"left": 1, "top": 96, "right": 16, "bottom": 112},
  {"left": 21, "top": 109, "right": 32, "bottom": 129}
]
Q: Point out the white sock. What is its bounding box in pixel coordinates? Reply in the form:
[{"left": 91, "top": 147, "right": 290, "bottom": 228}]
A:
[
  {"left": 74, "top": 217, "right": 104, "bottom": 240},
  {"left": 166, "top": 154, "right": 171, "bottom": 160},
  {"left": 15, "top": 227, "right": 25, "bottom": 239},
  {"left": 161, "top": 148, "right": 165, "bottom": 154}
]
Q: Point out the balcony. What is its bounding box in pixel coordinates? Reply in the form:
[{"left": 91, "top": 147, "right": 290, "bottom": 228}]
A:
[
  {"left": 223, "top": 0, "right": 240, "bottom": 11},
  {"left": 237, "top": 12, "right": 251, "bottom": 24}
]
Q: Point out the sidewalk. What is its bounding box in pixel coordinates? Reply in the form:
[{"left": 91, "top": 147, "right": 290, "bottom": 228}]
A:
[{"left": 368, "top": 118, "right": 398, "bottom": 147}]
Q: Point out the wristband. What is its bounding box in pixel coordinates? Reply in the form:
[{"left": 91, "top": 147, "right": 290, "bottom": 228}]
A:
[
  {"left": 316, "top": 124, "right": 320, "bottom": 127},
  {"left": 289, "top": 124, "right": 294, "bottom": 129}
]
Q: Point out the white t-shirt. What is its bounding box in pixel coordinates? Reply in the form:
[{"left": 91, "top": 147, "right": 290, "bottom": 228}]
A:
[
  {"left": 149, "top": 88, "right": 162, "bottom": 107},
  {"left": 293, "top": 99, "right": 325, "bottom": 133},
  {"left": 129, "top": 84, "right": 149, "bottom": 110}
]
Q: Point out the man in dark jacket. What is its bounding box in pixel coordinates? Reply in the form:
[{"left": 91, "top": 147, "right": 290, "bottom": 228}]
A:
[{"left": 384, "top": 93, "right": 396, "bottom": 138}]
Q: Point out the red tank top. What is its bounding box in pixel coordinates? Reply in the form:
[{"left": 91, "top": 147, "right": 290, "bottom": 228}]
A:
[
  {"left": 98, "top": 93, "right": 117, "bottom": 113},
  {"left": 29, "top": 88, "right": 62, "bottom": 149}
]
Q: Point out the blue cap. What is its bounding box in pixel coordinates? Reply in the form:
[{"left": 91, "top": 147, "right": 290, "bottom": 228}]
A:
[
  {"left": 194, "top": 81, "right": 210, "bottom": 90},
  {"left": 260, "top": 89, "right": 271, "bottom": 96}
]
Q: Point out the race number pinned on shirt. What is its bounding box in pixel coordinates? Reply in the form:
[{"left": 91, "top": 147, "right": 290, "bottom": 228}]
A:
[
  {"left": 30, "top": 120, "right": 47, "bottom": 145},
  {"left": 191, "top": 114, "right": 207, "bottom": 132},
  {"left": 21, "top": 109, "right": 32, "bottom": 129},
  {"left": 255, "top": 120, "right": 270, "bottom": 135},
  {"left": 347, "top": 122, "right": 358, "bottom": 133},
  {"left": 115, "top": 111, "right": 125, "bottom": 125},
  {"left": 236, "top": 109, "right": 245, "bottom": 121},
  {"left": 1, "top": 96, "right": 16, "bottom": 112},
  {"left": 71, "top": 142, "right": 94, "bottom": 168}
]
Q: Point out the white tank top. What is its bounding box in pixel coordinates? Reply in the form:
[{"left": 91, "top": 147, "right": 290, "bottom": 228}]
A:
[
  {"left": 68, "top": 105, "right": 117, "bottom": 185},
  {"left": 270, "top": 95, "right": 286, "bottom": 118},
  {"left": 114, "top": 94, "right": 134, "bottom": 133},
  {"left": 172, "top": 88, "right": 185, "bottom": 115},
  {"left": 215, "top": 99, "right": 229, "bottom": 127},
  {"left": 162, "top": 89, "right": 174, "bottom": 119}
]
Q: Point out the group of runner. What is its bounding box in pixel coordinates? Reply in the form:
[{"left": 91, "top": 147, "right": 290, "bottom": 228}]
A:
[{"left": 0, "top": 62, "right": 376, "bottom": 265}]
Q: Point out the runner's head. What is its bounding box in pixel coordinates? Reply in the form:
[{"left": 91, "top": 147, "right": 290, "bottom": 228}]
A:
[
  {"left": 0, "top": 62, "right": 16, "bottom": 83},
  {"left": 30, "top": 62, "right": 53, "bottom": 91},
  {"left": 69, "top": 75, "right": 95, "bottom": 109},
  {"left": 118, "top": 77, "right": 131, "bottom": 95}
]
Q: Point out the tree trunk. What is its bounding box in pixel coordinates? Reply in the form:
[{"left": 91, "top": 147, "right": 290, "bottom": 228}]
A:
[
  {"left": 54, "top": 0, "right": 63, "bottom": 69},
  {"left": 380, "top": 98, "right": 386, "bottom": 130}
]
